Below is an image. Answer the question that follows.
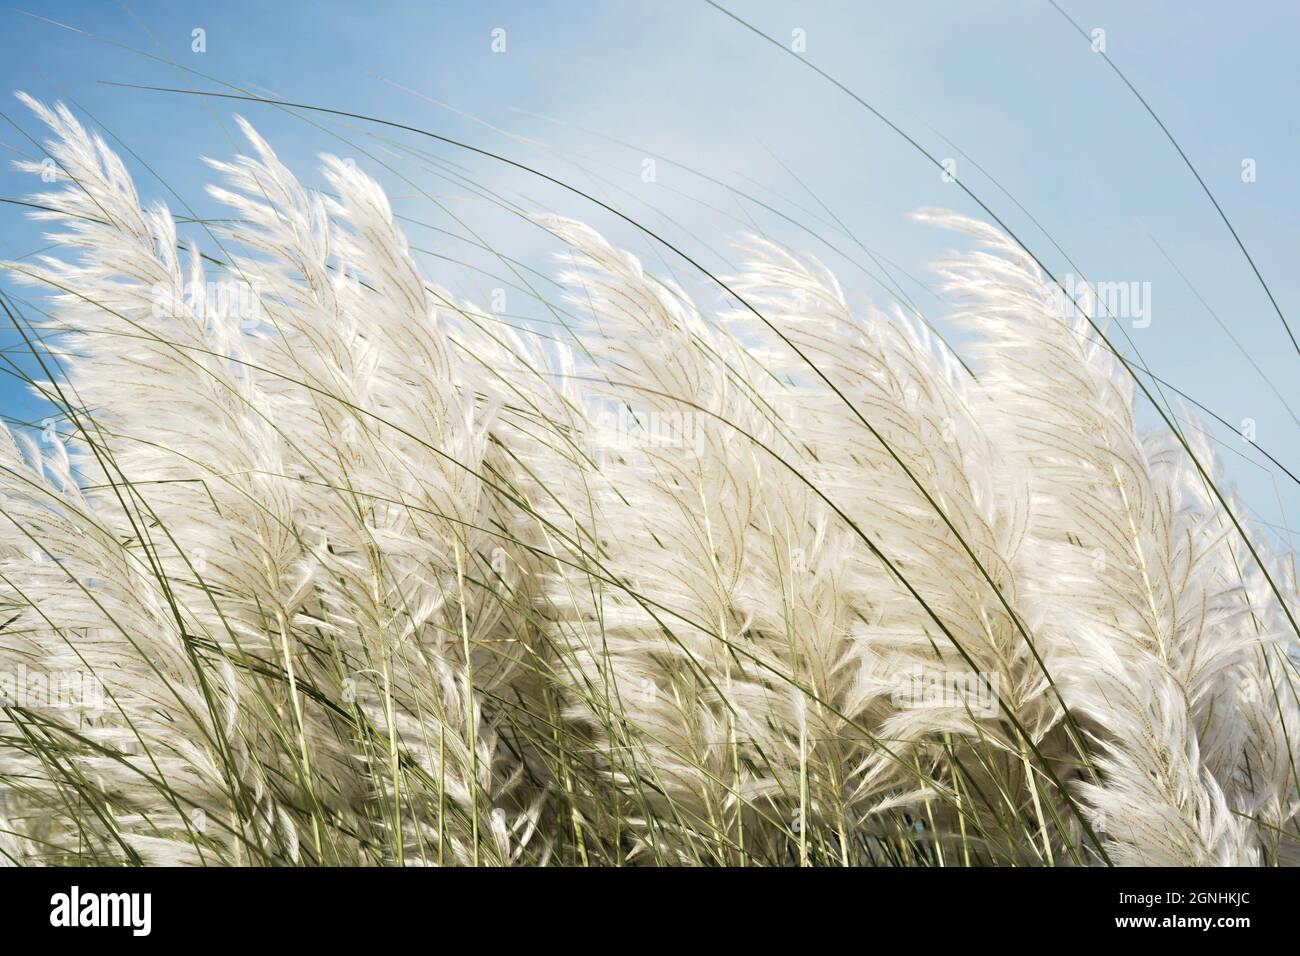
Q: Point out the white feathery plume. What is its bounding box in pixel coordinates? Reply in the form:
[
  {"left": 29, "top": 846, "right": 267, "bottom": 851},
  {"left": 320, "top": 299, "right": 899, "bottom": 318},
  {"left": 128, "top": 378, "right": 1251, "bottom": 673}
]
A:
[{"left": 0, "top": 98, "right": 1295, "bottom": 867}]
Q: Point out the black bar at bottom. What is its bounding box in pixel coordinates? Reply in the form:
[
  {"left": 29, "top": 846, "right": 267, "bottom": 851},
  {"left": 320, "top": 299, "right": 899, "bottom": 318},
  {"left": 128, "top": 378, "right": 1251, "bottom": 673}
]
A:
[{"left": 0, "top": 865, "right": 1284, "bottom": 943}]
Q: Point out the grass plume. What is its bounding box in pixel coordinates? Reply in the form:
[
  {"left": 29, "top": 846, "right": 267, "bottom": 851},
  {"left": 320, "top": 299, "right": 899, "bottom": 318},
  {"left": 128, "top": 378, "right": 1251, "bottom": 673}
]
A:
[{"left": 0, "top": 97, "right": 1296, "bottom": 867}]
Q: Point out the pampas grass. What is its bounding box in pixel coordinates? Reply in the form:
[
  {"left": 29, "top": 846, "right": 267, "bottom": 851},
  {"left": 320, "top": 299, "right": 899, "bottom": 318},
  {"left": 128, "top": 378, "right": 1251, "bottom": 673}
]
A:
[{"left": 0, "top": 96, "right": 1296, "bottom": 866}]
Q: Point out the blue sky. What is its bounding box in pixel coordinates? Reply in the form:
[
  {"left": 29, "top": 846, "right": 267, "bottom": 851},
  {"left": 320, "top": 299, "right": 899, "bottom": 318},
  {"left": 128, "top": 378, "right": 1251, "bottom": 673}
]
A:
[{"left": 1, "top": 0, "right": 1296, "bottom": 543}]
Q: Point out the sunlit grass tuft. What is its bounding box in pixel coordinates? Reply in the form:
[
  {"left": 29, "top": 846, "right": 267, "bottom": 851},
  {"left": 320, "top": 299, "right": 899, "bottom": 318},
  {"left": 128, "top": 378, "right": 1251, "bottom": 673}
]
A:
[{"left": 0, "top": 96, "right": 1296, "bottom": 867}]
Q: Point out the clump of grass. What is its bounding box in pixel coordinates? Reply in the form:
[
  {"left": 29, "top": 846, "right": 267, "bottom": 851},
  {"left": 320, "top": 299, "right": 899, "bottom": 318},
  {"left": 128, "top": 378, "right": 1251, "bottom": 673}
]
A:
[{"left": 0, "top": 97, "right": 1296, "bottom": 866}]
